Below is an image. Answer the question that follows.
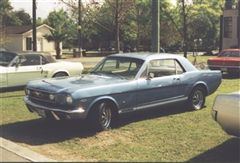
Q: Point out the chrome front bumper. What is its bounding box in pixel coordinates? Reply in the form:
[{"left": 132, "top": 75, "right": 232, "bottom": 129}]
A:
[{"left": 24, "top": 97, "right": 87, "bottom": 120}]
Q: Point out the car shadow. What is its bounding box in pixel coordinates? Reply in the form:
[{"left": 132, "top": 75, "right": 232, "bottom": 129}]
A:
[
  {"left": 0, "top": 119, "right": 97, "bottom": 145},
  {"left": 0, "top": 86, "right": 25, "bottom": 93},
  {"left": 0, "top": 104, "right": 192, "bottom": 146},
  {"left": 188, "top": 137, "right": 240, "bottom": 163}
]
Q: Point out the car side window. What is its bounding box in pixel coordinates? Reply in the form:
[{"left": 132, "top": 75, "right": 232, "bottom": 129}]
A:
[
  {"left": 21, "top": 55, "right": 41, "bottom": 66},
  {"left": 41, "top": 56, "right": 48, "bottom": 65},
  {"left": 144, "top": 59, "right": 184, "bottom": 78}
]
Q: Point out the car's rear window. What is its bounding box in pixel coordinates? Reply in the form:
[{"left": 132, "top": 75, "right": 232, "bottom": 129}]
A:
[
  {"left": 219, "top": 51, "right": 240, "bottom": 57},
  {"left": 44, "top": 55, "right": 56, "bottom": 63}
]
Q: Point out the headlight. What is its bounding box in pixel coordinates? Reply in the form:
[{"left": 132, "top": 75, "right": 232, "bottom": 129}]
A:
[
  {"left": 55, "top": 94, "right": 73, "bottom": 105},
  {"left": 66, "top": 95, "right": 73, "bottom": 105}
]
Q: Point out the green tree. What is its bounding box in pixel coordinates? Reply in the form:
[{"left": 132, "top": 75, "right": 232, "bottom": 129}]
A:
[
  {"left": 44, "top": 9, "right": 76, "bottom": 59},
  {"left": 14, "top": 10, "right": 31, "bottom": 25}
]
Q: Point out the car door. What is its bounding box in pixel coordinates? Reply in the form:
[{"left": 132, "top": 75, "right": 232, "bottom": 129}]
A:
[
  {"left": 136, "top": 59, "right": 186, "bottom": 109},
  {"left": 7, "top": 54, "right": 44, "bottom": 87},
  {"left": 0, "top": 66, "right": 7, "bottom": 88}
]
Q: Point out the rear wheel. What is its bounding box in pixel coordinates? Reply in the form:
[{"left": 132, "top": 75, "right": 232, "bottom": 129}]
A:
[
  {"left": 188, "top": 87, "right": 206, "bottom": 110},
  {"left": 53, "top": 72, "right": 68, "bottom": 78}
]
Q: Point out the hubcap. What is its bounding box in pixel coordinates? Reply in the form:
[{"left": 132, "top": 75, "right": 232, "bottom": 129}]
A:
[
  {"left": 192, "top": 90, "right": 204, "bottom": 110},
  {"left": 99, "top": 103, "right": 112, "bottom": 128}
]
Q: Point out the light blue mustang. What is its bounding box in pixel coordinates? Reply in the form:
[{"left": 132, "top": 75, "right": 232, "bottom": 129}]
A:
[{"left": 24, "top": 53, "right": 222, "bottom": 131}]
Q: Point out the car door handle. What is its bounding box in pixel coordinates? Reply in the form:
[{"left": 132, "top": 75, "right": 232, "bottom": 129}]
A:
[{"left": 37, "top": 67, "right": 42, "bottom": 70}]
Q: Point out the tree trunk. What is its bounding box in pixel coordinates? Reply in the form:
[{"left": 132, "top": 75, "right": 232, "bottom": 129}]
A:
[{"left": 55, "top": 42, "right": 61, "bottom": 59}]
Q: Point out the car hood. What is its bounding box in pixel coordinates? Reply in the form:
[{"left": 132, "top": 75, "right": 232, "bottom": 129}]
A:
[{"left": 27, "top": 74, "right": 129, "bottom": 94}]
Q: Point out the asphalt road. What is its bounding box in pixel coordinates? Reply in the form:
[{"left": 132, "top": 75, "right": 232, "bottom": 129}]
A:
[{"left": 0, "top": 147, "right": 30, "bottom": 162}]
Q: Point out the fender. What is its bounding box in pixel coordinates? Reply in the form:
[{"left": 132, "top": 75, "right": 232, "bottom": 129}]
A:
[
  {"left": 87, "top": 96, "right": 120, "bottom": 114},
  {"left": 192, "top": 81, "right": 209, "bottom": 95},
  {"left": 50, "top": 69, "right": 70, "bottom": 77}
]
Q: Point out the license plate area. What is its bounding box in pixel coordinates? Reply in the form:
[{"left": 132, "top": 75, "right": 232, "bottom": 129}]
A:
[
  {"left": 221, "top": 67, "right": 227, "bottom": 71},
  {"left": 34, "top": 108, "right": 46, "bottom": 117}
]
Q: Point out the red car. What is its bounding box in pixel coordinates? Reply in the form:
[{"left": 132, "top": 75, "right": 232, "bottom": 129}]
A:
[{"left": 207, "top": 49, "right": 240, "bottom": 74}]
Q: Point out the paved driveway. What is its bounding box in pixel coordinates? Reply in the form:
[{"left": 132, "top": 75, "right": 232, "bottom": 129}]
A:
[{"left": 0, "top": 147, "right": 30, "bottom": 162}]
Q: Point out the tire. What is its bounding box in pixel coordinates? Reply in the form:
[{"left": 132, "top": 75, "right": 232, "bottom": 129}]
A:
[
  {"left": 91, "top": 102, "right": 114, "bottom": 131},
  {"left": 53, "top": 72, "right": 68, "bottom": 78},
  {"left": 188, "top": 87, "right": 206, "bottom": 110}
]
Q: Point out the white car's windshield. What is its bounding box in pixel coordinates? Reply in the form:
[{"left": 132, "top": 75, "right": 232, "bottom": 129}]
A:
[
  {"left": 91, "top": 57, "right": 144, "bottom": 80},
  {"left": 0, "top": 51, "right": 17, "bottom": 67}
]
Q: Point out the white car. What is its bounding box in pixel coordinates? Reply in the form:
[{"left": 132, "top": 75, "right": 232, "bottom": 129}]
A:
[
  {"left": 212, "top": 92, "right": 240, "bottom": 137},
  {"left": 0, "top": 51, "right": 84, "bottom": 90}
]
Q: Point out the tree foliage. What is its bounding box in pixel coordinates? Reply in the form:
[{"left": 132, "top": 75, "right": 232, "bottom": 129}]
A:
[
  {"left": 0, "top": 0, "right": 31, "bottom": 26},
  {"left": 44, "top": 9, "right": 76, "bottom": 59}
]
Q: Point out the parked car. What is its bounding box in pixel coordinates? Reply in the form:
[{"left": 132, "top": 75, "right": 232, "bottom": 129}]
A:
[
  {"left": 0, "top": 51, "right": 83, "bottom": 90},
  {"left": 24, "top": 53, "right": 222, "bottom": 131},
  {"left": 207, "top": 49, "right": 240, "bottom": 75},
  {"left": 212, "top": 92, "right": 240, "bottom": 137}
]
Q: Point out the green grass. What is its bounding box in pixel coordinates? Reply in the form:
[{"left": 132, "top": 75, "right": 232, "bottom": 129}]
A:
[{"left": 0, "top": 56, "right": 240, "bottom": 162}]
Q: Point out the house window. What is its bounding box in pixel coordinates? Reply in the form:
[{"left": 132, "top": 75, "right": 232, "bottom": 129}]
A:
[
  {"left": 224, "top": 17, "right": 233, "bottom": 38},
  {"left": 26, "top": 37, "right": 32, "bottom": 50}
]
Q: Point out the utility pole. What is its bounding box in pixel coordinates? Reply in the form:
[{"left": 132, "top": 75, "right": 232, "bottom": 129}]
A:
[
  {"left": 115, "top": 0, "right": 120, "bottom": 53},
  {"left": 151, "top": 0, "right": 160, "bottom": 53},
  {"left": 78, "top": 0, "right": 82, "bottom": 57},
  {"left": 32, "top": 0, "right": 37, "bottom": 51}
]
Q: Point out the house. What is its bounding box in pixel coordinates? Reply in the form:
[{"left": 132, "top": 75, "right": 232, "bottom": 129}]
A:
[
  {"left": 0, "top": 24, "right": 61, "bottom": 55},
  {"left": 220, "top": 0, "right": 240, "bottom": 50}
]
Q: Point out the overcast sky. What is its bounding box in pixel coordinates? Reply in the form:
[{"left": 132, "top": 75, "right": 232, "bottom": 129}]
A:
[{"left": 9, "top": 0, "right": 66, "bottom": 19}]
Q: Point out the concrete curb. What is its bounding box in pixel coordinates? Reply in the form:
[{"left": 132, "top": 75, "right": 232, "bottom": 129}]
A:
[{"left": 0, "top": 137, "right": 56, "bottom": 162}]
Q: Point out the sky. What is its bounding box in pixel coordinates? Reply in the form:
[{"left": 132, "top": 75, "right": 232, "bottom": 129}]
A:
[
  {"left": 9, "top": 0, "right": 66, "bottom": 19},
  {"left": 9, "top": 0, "right": 177, "bottom": 19}
]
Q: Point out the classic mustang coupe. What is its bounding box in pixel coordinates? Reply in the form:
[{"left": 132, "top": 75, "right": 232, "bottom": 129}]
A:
[
  {"left": 0, "top": 51, "right": 83, "bottom": 90},
  {"left": 24, "top": 53, "right": 222, "bottom": 131}
]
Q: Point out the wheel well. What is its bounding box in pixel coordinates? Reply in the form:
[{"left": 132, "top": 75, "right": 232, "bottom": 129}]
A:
[
  {"left": 194, "top": 84, "right": 208, "bottom": 96},
  {"left": 88, "top": 99, "right": 119, "bottom": 118},
  {"left": 52, "top": 71, "right": 69, "bottom": 78}
]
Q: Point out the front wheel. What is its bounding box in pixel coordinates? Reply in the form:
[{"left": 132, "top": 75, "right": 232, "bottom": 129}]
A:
[
  {"left": 188, "top": 87, "right": 206, "bottom": 110},
  {"left": 91, "top": 102, "right": 114, "bottom": 131}
]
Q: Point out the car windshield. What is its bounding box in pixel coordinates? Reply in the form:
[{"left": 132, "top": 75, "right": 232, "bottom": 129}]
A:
[
  {"left": 90, "top": 56, "right": 144, "bottom": 80},
  {"left": 219, "top": 51, "right": 240, "bottom": 57},
  {"left": 0, "top": 51, "right": 17, "bottom": 66}
]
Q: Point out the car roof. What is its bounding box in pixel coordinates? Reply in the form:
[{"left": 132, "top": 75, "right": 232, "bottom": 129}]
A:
[
  {"left": 109, "top": 52, "right": 185, "bottom": 61},
  {"left": 18, "top": 52, "right": 52, "bottom": 56},
  {"left": 222, "top": 48, "right": 240, "bottom": 52}
]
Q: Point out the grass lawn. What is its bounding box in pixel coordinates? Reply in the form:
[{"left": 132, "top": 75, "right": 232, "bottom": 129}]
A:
[{"left": 0, "top": 55, "right": 239, "bottom": 162}]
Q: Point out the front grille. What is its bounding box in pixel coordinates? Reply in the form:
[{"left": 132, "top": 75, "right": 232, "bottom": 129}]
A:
[{"left": 29, "top": 89, "right": 55, "bottom": 104}]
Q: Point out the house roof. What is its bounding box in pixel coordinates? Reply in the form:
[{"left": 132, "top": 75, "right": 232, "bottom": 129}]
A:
[
  {"left": 1, "top": 24, "right": 54, "bottom": 35},
  {"left": 4, "top": 25, "right": 33, "bottom": 34}
]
